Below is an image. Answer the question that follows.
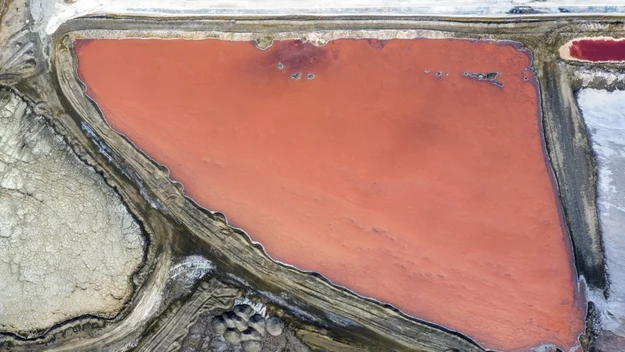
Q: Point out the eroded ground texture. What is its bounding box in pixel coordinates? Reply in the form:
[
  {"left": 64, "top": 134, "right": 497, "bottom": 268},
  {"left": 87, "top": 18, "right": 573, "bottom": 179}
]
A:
[
  {"left": 136, "top": 278, "right": 304, "bottom": 352},
  {"left": 0, "top": 89, "right": 145, "bottom": 335},
  {"left": 76, "top": 38, "right": 583, "bottom": 351},
  {"left": 578, "top": 89, "right": 625, "bottom": 350}
]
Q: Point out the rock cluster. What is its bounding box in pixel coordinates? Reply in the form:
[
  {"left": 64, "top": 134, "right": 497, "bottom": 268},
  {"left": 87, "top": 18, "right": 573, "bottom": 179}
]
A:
[{"left": 211, "top": 304, "right": 284, "bottom": 352}]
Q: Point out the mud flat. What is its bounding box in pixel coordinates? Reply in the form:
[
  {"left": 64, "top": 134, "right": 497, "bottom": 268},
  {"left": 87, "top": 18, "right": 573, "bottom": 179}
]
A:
[{"left": 0, "top": 88, "right": 146, "bottom": 337}]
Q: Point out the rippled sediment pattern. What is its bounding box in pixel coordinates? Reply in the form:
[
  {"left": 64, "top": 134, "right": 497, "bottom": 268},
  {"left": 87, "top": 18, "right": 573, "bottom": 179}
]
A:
[
  {"left": 578, "top": 89, "right": 625, "bottom": 351},
  {"left": 76, "top": 38, "right": 583, "bottom": 351}
]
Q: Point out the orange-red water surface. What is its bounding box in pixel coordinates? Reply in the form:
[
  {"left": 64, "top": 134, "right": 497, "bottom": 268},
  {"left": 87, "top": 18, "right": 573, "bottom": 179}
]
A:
[{"left": 76, "top": 38, "right": 583, "bottom": 351}]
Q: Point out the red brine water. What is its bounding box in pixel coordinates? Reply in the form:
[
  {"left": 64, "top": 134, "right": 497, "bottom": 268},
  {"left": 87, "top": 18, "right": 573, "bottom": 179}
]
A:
[
  {"left": 76, "top": 38, "right": 584, "bottom": 351},
  {"left": 569, "top": 38, "right": 625, "bottom": 62}
]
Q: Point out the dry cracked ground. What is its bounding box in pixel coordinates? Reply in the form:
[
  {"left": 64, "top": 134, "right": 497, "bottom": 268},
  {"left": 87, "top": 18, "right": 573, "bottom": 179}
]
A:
[{"left": 0, "top": 88, "right": 145, "bottom": 336}]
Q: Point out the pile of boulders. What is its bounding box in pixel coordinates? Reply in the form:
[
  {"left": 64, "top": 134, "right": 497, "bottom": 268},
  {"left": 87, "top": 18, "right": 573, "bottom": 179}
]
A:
[{"left": 211, "top": 304, "right": 285, "bottom": 352}]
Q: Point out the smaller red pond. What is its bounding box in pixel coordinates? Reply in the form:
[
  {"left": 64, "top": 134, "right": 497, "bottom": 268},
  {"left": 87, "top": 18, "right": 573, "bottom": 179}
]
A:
[{"left": 565, "top": 38, "right": 625, "bottom": 62}]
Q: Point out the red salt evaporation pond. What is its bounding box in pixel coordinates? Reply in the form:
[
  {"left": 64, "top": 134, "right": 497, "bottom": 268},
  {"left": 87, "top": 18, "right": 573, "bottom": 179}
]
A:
[
  {"left": 561, "top": 37, "right": 625, "bottom": 62},
  {"left": 76, "top": 38, "right": 583, "bottom": 351}
]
